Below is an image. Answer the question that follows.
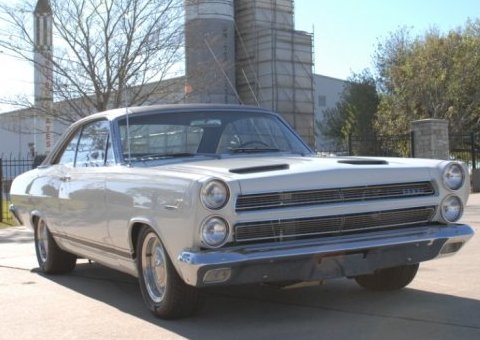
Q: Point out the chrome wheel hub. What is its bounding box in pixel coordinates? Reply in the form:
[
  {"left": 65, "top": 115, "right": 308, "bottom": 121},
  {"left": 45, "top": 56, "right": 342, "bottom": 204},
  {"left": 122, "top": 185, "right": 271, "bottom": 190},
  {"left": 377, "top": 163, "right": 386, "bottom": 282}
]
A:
[
  {"left": 37, "top": 220, "right": 49, "bottom": 263},
  {"left": 141, "top": 232, "right": 167, "bottom": 303}
]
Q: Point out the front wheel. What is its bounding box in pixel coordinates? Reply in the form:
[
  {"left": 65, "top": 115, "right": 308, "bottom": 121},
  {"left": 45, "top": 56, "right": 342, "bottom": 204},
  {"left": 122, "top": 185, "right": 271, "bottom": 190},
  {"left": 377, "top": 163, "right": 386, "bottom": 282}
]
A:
[
  {"left": 34, "top": 218, "right": 76, "bottom": 274},
  {"left": 136, "top": 226, "right": 200, "bottom": 319},
  {"left": 354, "top": 264, "right": 419, "bottom": 291}
]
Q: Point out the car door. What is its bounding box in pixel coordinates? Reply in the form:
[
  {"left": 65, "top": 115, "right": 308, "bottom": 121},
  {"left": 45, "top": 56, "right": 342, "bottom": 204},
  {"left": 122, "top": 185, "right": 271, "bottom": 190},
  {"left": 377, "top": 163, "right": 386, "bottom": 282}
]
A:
[{"left": 57, "top": 119, "right": 113, "bottom": 251}]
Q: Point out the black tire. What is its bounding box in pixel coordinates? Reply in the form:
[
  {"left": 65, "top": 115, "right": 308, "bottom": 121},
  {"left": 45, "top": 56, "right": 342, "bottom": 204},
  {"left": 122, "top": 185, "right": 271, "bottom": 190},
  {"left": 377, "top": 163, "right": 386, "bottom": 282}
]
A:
[
  {"left": 354, "top": 263, "right": 419, "bottom": 291},
  {"left": 136, "top": 226, "right": 200, "bottom": 319},
  {"left": 34, "top": 218, "right": 77, "bottom": 274}
]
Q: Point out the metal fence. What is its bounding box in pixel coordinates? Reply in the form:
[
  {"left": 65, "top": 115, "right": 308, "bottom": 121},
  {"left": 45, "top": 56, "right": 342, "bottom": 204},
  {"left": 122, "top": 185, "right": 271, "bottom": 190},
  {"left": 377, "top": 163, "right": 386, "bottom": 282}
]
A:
[
  {"left": 350, "top": 133, "right": 413, "bottom": 157},
  {"left": 0, "top": 155, "right": 33, "bottom": 224},
  {"left": 449, "top": 133, "right": 479, "bottom": 170},
  {"left": 319, "top": 133, "right": 480, "bottom": 168},
  {"left": 318, "top": 134, "right": 413, "bottom": 158}
]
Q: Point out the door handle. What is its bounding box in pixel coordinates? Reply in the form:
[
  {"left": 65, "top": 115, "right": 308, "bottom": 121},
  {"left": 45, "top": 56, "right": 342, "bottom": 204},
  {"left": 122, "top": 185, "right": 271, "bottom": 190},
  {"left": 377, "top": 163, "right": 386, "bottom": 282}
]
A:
[{"left": 60, "top": 175, "right": 71, "bottom": 182}]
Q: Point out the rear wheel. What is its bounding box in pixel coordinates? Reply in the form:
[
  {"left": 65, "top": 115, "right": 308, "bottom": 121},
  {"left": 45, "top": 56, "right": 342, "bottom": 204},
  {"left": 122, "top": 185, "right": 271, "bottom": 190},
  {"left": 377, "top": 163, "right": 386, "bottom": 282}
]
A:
[
  {"left": 34, "top": 218, "right": 76, "bottom": 274},
  {"left": 136, "top": 226, "right": 200, "bottom": 319},
  {"left": 354, "top": 264, "right": 419, "bottom": 291}
]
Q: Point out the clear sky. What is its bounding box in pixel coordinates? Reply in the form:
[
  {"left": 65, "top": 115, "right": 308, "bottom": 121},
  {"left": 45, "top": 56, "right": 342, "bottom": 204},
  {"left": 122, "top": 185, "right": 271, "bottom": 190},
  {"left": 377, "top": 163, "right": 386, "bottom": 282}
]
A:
[
  {"left": 0, "top": 0, "right": 478, "bottom": 112},
  {"left": 294, "top": 0, "right": 477, "bottom": 80}
]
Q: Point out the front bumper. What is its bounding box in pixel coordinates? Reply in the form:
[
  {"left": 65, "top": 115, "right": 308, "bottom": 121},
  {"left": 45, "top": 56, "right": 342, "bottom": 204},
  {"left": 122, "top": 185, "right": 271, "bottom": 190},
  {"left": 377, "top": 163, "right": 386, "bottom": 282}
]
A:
[{"left": 177, "top": 224, "right": 474, "bottom": 287}]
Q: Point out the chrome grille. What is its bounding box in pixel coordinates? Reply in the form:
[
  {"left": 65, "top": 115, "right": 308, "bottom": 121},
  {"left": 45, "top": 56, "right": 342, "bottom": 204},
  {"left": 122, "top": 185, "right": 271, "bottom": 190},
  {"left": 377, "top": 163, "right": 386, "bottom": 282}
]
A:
[
  {"left": 234, "top": 207, "right": 435, "bottom": 243},
  {"left": 235, "top": 182, "right": 435, "bottom": 211}
]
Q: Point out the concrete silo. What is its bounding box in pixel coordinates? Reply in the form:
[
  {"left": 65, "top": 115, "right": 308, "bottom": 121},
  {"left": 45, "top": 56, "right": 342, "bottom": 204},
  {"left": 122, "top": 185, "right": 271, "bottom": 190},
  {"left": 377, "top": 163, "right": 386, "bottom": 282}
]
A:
[{"left": 184, "top": 0, "right": 238, "bottom": 104}]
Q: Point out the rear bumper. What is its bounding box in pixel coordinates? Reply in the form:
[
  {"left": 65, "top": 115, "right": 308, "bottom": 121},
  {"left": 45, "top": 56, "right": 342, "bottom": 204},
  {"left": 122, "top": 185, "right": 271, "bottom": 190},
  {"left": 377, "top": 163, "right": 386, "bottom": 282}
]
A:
[{"left": 177, "top": 224, "right": 474, "bottom": 287}]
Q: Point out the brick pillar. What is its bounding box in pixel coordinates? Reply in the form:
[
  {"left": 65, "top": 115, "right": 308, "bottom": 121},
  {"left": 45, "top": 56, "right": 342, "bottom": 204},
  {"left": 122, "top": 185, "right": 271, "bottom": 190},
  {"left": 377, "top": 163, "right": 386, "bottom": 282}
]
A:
[{"left": 411, "top": 119, "right": 449, "bottom": 160}]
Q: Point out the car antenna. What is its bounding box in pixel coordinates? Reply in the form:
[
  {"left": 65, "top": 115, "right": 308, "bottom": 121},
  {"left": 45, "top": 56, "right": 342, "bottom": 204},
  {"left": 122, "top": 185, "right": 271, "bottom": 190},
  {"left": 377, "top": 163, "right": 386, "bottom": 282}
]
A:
[
  {"left": 122, "top": 12, "right": 132, "bottom": 167},
  {"left": 124, "top": 83, "right": 132, "bottom": 166}
]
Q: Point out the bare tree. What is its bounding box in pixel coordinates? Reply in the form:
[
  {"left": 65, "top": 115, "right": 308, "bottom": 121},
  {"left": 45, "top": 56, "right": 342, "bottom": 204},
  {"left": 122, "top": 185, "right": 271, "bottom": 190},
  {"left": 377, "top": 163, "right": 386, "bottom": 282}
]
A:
[{"left": 0, "top": 0, "right": 184, "bottom": 125}]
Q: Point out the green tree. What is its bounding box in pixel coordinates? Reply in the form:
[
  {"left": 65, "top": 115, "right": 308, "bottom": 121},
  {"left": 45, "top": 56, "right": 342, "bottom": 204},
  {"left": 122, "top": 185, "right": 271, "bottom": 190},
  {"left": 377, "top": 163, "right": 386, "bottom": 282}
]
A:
[
  {"left": 374, "top": 20, "right": 480, "bottom": 136},
  {"left": 318, "top": 70, "right": 379, "bottom": 155}
]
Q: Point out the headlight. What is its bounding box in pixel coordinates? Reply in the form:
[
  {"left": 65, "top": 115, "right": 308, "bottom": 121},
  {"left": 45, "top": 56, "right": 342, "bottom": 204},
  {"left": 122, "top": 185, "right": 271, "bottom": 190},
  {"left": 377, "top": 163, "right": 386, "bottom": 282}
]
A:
[
  {"left": 440, "top": 195, "right": 463, "bottom": 222},
  {"left": 443, "top": 163, "right": 464, "bottom": 190},
  {"left": 201, "top": 217, "right": 229, "bottom": 248},
  {"left": 201, "top": 180, "right": 229, "bottom": 210}
]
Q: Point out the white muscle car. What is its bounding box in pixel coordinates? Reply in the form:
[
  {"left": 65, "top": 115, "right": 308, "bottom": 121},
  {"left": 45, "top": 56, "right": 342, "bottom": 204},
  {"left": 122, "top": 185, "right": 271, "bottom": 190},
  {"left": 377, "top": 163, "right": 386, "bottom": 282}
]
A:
[{"left": 9, "top": 104, "right": 474, "bottom": 319}]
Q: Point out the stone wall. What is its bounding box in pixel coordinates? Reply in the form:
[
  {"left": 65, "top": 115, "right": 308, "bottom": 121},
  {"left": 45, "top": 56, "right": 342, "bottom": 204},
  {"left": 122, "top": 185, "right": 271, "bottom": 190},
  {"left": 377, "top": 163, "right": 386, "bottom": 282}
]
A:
[
  {"left": 411, "top": 119, "right": 449, "bottom": 160},
  {"left": 411, "top": 118, "right": 480, "bottom": 192}
]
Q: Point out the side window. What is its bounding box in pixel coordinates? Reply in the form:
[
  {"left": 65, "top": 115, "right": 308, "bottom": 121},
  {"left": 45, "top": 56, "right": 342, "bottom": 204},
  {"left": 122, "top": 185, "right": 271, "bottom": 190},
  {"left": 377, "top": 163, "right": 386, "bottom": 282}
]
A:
[
  {"left": 105, "top": 136, "right": 115, "bottom": 166},
  {"left": 75, "top": 120, "right": 112, "bottom": 167},
  {"left": 58, "top": 130, "right": 81, "bottom": 166}
]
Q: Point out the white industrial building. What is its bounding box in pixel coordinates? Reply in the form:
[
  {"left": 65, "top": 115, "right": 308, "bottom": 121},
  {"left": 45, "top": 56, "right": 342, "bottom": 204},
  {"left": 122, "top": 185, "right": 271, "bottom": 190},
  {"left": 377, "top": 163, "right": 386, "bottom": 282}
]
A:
[
  {"left": 313, "top": 74, "right": 346, "bottom": 151},
  {"left": 0, "top": 74, "right": 345, "bottom": 156}
]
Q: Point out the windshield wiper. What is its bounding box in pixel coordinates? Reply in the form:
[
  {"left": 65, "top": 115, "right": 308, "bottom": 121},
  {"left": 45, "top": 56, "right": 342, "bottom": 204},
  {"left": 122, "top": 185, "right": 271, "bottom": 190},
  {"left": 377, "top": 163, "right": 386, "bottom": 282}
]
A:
[
  {"left": 125, "top": 152, "right": 199, "bottom": 161},
  {"left": 146, "top": 152, "right": 197, "bottom": 159},
  {"left": 228, "top": 147, "right": 281, "bottom": 153},
  {"left": 124, "top": 152, "right": 223, "bottom": 163}
]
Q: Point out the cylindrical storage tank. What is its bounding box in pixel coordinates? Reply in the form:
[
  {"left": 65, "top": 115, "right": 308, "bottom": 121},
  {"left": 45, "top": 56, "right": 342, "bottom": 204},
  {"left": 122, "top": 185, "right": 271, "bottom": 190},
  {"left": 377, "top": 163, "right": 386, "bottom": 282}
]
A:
[{"left": 184, "top": 0, "right": 237, "bottom": 104}]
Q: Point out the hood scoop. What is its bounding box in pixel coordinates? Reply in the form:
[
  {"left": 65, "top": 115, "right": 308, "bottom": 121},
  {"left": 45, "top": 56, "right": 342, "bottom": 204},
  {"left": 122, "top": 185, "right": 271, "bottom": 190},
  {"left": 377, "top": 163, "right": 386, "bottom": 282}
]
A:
[
  {"left": 338, "top": 159, "right": 388, "bottom": 165},
  {"left": 230, "top": 164, "right": 290, "bottom": 174}
]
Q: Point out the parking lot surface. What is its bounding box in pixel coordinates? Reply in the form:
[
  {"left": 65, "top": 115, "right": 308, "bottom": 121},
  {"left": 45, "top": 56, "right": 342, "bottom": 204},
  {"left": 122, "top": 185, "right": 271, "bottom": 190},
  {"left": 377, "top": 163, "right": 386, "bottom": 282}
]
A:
[{"left": 1, "top": 195, "right": 479, "bottom": 339}]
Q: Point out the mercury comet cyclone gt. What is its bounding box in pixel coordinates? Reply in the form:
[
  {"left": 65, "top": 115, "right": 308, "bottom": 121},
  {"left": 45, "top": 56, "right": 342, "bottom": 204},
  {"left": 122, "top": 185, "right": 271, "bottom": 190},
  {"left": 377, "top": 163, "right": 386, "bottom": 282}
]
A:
[{"left": 10, "top": 104, "right": 474, "bottom": 319}]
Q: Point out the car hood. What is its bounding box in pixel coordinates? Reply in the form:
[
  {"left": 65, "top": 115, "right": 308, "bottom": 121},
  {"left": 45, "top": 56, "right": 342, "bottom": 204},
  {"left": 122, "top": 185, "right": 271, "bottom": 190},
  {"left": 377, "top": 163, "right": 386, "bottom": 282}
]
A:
[{"left": 161, "top": 155, "right": 444, "bottom": 193}]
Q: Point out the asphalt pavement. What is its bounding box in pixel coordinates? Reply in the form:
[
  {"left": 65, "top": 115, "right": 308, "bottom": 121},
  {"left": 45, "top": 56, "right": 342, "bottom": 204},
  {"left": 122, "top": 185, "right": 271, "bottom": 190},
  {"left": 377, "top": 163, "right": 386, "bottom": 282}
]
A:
[{"left": 1, "top": 195, "right": 479, "bottom": 339}]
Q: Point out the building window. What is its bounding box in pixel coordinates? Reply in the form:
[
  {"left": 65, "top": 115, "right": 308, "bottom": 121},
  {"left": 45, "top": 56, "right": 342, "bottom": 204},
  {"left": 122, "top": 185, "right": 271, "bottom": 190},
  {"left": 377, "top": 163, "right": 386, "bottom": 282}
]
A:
[{"left": 318, "top": 95, "right": 326, "bottom": 107}]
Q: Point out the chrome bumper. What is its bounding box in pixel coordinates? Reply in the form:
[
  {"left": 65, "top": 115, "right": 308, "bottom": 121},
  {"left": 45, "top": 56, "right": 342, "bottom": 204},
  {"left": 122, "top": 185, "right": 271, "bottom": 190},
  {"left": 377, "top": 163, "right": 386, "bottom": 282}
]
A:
[{"left": 177, "top": 224, "right": 474, "bottom": 287}]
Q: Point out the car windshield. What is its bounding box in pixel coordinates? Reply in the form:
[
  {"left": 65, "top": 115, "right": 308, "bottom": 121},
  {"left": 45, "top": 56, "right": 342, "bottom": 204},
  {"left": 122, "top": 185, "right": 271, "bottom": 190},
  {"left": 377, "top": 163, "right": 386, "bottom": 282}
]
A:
[{"left": 117, "top": 110, "right": 311, "bottom": 162}]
